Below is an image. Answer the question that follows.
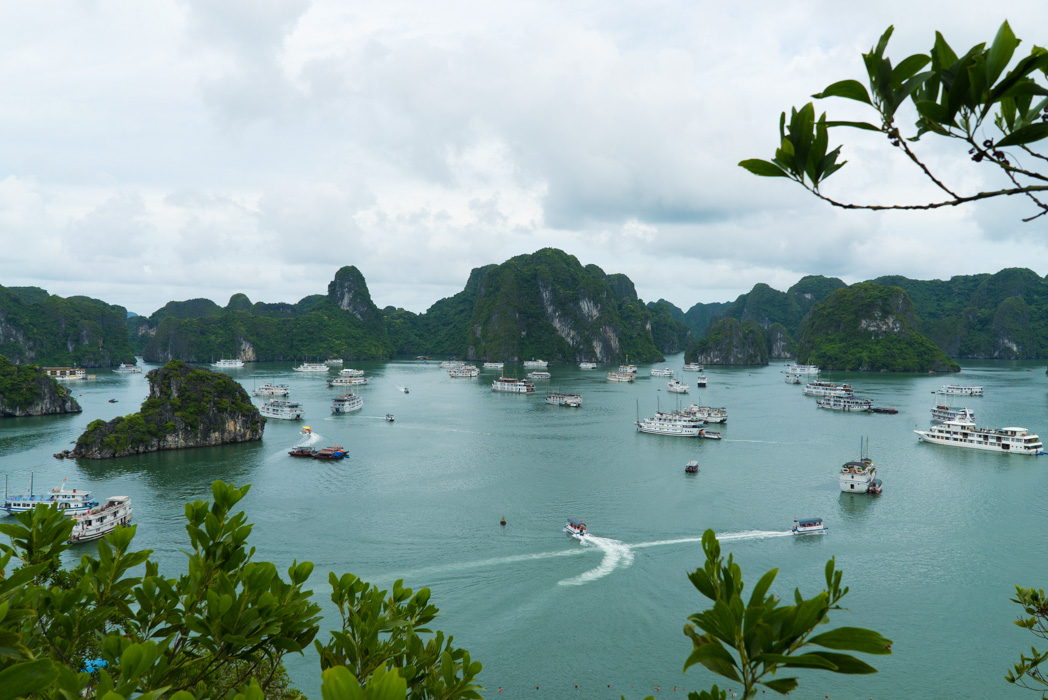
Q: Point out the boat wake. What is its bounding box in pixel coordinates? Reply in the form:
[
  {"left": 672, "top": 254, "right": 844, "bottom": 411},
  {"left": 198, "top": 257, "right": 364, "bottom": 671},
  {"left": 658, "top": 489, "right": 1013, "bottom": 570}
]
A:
[
  {"left": 559, "top": 536, "right": 634, "bottom": 586},
  {"left": 296, "top": 430, "right": 320, "bottom": 446}
]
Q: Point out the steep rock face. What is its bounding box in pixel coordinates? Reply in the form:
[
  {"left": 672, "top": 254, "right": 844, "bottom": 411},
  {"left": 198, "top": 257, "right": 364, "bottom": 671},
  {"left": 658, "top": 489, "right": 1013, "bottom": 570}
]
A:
[
  {"left": 767, "top": 323, "right": 793, "bottom": 359},
  {"left": 685, "top": 319, "right": 769, "bottom": 365},
  {"left": 72, "top": 360, "right": 263, "bottom": 459},
  {"left": 795, "top": 284, "right": 959, "bottom": 372},
  {"left": 647, "top": 301, "right": 692, "bottom": 354},
  {"left": 328, "top": 266, "right": 379, "bottom": 323},
  {"left": 0, "top": 357, "right": 82, "bottom": 417}
]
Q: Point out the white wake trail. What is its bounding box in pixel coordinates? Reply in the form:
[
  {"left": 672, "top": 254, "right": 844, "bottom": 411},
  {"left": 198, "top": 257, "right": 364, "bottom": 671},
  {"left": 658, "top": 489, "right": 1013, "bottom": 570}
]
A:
[
  {"left": 631, "top": 530, "right": 793, "bottom": 550},
  {"left": 558, "top": 536, "right": 635, "bottom": 586}
]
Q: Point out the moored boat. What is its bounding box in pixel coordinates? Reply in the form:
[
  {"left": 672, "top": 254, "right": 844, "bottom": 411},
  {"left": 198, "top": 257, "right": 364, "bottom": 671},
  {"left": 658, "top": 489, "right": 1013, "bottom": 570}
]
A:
[
  {"left": 67, "top": 496, "right": 133, "bottom": 544},
  {"left": 259, "top": 400, "right": 305, "bottom": 420},
  {"left": 253, "top": 383, "right": 290, "bottom": 397},
  {"left": 210, "top": 359, "right": 244, "bottom": 369},
  {"left": 667, "top": 379, "right": 690, "bottom": 394},
  {"left": 682, "top": 363, "right": 703, "bottom": 372},
  {"left": 802, "top": 380, "right": 854, "bottom": 397},
  {"left": 914, "top": 420, "right": 1042, "bottom": 454},
  {"left": 448, "top": 365, "right": 480, "bottom": 378},
  {"left": 792, "top": 517, "right": 827, "bottom": 535},
  {"left": 606, "top": 371, "right": 635, "bottom": 383},
  {"left": 523, "top": 359, "right": 548, "bottom": 369},
  {"left": 545, "top": 392, "right": 582, "bottom": 407},
  {"left": 785, "top": 363, "right": 820, "bottom": 375},
  {"left": 339, "top": 368, "right": 365, "bottom": 377},
  {"left": 931, "top": 404, "right": 975, "bottom": 422},
  {"left": 938, "top": 384, "right": 983, "bottom": 396},
  {"left": 816, "top": 395, "right": 873, "bottom": 412},
  {"left": 650, "top": 368, "right": 674, "bottom": 377},
  {"left": 293, "top": 362, "right": 329, "bottom": 372},
  {"left": 527, "top": 370, "right": 552, "bottom": 380},
  {"left": 579, "top": 362, "right": 597, "bottom": 370},
  {"left": 324, "top": 358, "right": 344, "bottom": 366},
  {"left": 492, "top": 377, "right": 535, "bottom": 393},
  {"left": 483, "top": 362, "right": 505, "bottom": 369},
  {"left": 328, "top": 375, "right": 371, "bottom": 386},
  {"left": 839, "top": 441, "right": 881, "bottom": 494},
  {"left": 331, "top": 393, "right": 363, "bottom": 414},
  {"left": 564, "top": 517, "right": 587, "bottom": 538},
  {"left": 113, "top": 363, "right": 142, "bottom": 374}
]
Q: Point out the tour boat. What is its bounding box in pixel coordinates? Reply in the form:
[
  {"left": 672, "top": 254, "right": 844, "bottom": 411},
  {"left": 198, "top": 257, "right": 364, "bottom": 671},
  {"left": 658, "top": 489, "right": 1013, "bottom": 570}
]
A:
[
  {"left": 565, "top": 517, "right": 587, "bottom": 538},
  {"left": 784, "top": 371, "right": 802, "bottom": 385},
  {"left": 606, "top": 371, "right": 635, "bottom": 383},
  {"left": 293, "top": 362, "right": 329, "bottom": 372},
  {"left": 67, "top": 496, "right": 133, "bottom": 544},
  {"left": 681, "top": 405, "right": 728, "bottom": 423},
  {"left": 331, "top": 393, "right": 363, "bottom": 414},
  {"left": 579, "top": 362, "right": 597, "bottom": 370},
  {"left": 439, "top": 360, "right": 465, "bottom": 369},
  {"left": 328, "top": 376, "right": 371, "bottom": 386},
  {"left": 938, "top": 384, "right": 983, "bottom": 396},
  {"left": 695, "top": 374, "right": 707, "bottom": 388},
  {"left": 44, "top": 367, "right": 87, "bottom": 381},
  {"left": 3, "top": 477, "right": 99, "bottom": 515},
  {"left": 636, "top": 412, "right": 702, "bottom": 437},
  {"left": 685, "top": 460, "right": 699, "bottom": 474},
  {"left": 682, "top": 363, "right": 703, "bottom": 372},
  {"left": 527, "top": 370, "right": 552, "bottom": 380},
  {"left": 931, "top": 404, "right": 975, "bottom": 422},
  {"left": 667, "top": 379, "right": 690, "bottom": 394},
  {"left": 785, "top": 363, "right": 820, "bottom": 375},
  {"left": 448, "top": 365, "right": 480, "bottom": 378},
  {"left": 483, "top": 362, "right": 505, "bottom": 369},
  {"left": 792, "top": 517, "right": 827, "bottom": 535},
  {"left": 698, "top": 429, "right": 721, "bottom": 440},
  {"left": 312, "top": 445, "right": 348, "bottom": 460},
  {"left": 523, "top": 359, "right": 548, "bottom": 369},
  {"left": 816, "top": 395, "right": 873, "bottom": 412},
  {"left": 492, "top": 377, "right": 535, "bottom": 393},
  {"left": 259, "top": 400, "right": 305, "bottom": 420},
  {"left": 650, "top": 368, "right": 674, "bottom": 377},
  {"left": 210, "top": 359, "right": 244, "bottom": 369},
  {"left": 253, "top": 383, "right": 290, "bottom": 397},
  {"left": 545, "top": 392, "right": 582, "bottom": 407},
  {"left": 618, "top": 364, "right": 637, "bottom": 374},
  {"left": 802, "top": 380, "right": 854, "bottom": 397},
  {"left": 113, "top": 363, "right": 142, "bottom": 374},
  {"left": 839, "top": 457, "right": 882, "bottom": 494},
  {"left": 339, "top": 368, "right": 365, "bottom": 377},
  {"left": 914, "top": 420, "right": 1042, "bottom": 454},
  {"left": 288, "top": 445, "right": 318, "bottom": 457},
  {"left": 324, "top": 359, "right": 344, "bottom": 366}
]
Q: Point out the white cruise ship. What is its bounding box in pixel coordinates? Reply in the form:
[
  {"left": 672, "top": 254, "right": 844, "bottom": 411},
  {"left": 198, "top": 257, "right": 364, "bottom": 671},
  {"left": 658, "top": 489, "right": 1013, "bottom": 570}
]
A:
[
  {"left": 67, "top": 496, "right": 133, "bottom": 544},
  {"left": 328, "top": 375, "right": 371, "bottom": 386},
  {"left": 449, "top": 365, "right": 480, "bottom": 378},
  {"left": 606, "top": 371, "right": 635, "bottom": 383},
  {"left": 579, "top": 362, "right": 597, "bottom": 370},
  {"left": 331, "top": 393, "right": 364, "bottom": 414},
  {"left": 914, "top": 420, "right": 1042, "bottom": 454},
  {"left": 211, "top": 359, "right": 244, "bottom": 368},
  {"left": 695, "top": 374, "right": 707, "bottom": 388},
  {"left": 784, "top": 371, "right": 802, "bottom": 384},
  {"left": 650, "top": 368, "right": 674, "bottom": 377},
  {"left": 931, "top": 404, "right": 975, "bottom": 422},
  {"left": 523, "top": 359, "right": 548, "bottom": 368},
  {"left": 492, "top": 377, "right": 535, "bottom": 393},
  {"left": 483, "top": 362, "right": 505, "bottom": 369},
  {"left": 682, "top": 363, "right": 703, "bottom": 372},
  {"left": 293, "top": 362, "right": 329, "bottom": 372},
  {"left": 252, "top": 383, "right": 290, "bottom": 397},
  {"left": 527, "top": 370, "right": 551, "bottom": 380},
  {"left": 785, "top": 363, "right": 819, "bottom": 375},
  {"left": 802, "top": 380, "right": 854, "bottom": 397},
  {"left": 816, "top": 395, "right": 873, "bottom": 412},
  {"left": 259, "top": 400, "right": 305, "bottom": 420},
  {"left": 545, "top": 392, "right": 582, "bottom": 407},
  {"left": 635, "top": 412, "right": 702, "bottom": 437},
  {"left": 339, "top": 368, "right": 365, "bottom": 377},
  {"left": 113, "top": 363, "right": 142, "bottom": 374},
  {"left": 667, "top": 379, "right": 690, "bottom": 394},
  {"left": 681, "top": 404, "right": 728, "bottom": 423},
  {"left": 839, "top": 458, "right": 882, "bottom": 494},
  {"left": 324, "top": 358, "right": 343, "bottom": 366},
  {"left": 938, "top": 384, "right": 983, "bottom": 396}
]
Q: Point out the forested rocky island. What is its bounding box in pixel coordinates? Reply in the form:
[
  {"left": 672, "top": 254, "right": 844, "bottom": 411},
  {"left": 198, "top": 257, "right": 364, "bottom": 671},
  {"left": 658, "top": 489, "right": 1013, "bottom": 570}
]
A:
[
  {"left": 72, "top": 360, "right": 263, "bottom": 459},
  {"left": 0, "top": 356, "right": 82, "bottom": 417}
]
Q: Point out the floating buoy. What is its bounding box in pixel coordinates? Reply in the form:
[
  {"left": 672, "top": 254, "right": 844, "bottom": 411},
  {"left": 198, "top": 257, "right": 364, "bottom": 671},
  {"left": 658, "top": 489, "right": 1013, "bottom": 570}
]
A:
[{"left": 500, "top": 516, "right": 506, "bottom": 526}]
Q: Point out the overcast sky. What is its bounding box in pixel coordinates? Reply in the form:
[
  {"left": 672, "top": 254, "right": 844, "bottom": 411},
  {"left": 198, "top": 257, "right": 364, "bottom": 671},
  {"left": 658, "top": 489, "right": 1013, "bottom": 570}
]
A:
[{"left": 3, "top": 1, "right": 1047, "bottom": 317}]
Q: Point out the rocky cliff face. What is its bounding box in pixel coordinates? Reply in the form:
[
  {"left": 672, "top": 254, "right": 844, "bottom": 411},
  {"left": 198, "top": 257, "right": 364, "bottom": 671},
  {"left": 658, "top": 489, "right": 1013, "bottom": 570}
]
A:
[
  {"left": 0, "top": 357, "right": 82, "bottom": 417},
  {"left": 686, "top": 319, "right": 770, "bottom": 365},
  {"left": 328, "top": 266, "right": 379, "bottom": 323},
  {"left": 72, "top": 360, "right": 263, "bottom": 458},
  {"left": 767, "top": 323, "right": 793, "bottom": 359}
]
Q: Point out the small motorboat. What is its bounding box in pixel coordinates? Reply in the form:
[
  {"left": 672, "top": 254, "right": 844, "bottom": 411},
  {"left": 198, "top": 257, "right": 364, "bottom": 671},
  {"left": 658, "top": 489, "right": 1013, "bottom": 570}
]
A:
[
  {"left": 685, "top": 460, "right": 699, "bottom": 473},
  {"left": 698, "top": 429, "right": 721, "bottom": 440},
  {"left": 402, "top": 387, "right": 409, "bottom": 394},
  {"left": 108, "top": 399, "right": 118, "bottom": 403},
  {"left": 288, "top": 445, "right": 317, "bottom": 458},
  {"left": 386, "top": 414, "right": 395, "bottom": 422},
  {"left": 792, "top": 517, "right": 828, "bottom": 535},
  {"left": 564, "top": 517, "right": 587, "bottom": 538}
]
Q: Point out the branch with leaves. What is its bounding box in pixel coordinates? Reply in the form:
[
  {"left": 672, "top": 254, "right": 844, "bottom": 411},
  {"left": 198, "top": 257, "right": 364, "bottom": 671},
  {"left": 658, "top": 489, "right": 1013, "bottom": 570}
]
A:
[{"left": 741, "top": 21, "right": 1048, "bottom": 221}]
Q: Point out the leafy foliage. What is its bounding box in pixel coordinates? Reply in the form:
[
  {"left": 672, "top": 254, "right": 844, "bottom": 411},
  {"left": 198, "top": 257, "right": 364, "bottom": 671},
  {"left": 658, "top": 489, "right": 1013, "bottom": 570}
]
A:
[{"left": 1007, "top": 585, "right": 1048, "bottom": 695}]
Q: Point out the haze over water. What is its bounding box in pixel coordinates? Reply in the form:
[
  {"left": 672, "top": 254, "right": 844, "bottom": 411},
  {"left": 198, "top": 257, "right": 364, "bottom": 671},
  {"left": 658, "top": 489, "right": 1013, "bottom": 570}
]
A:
[{"left": 2, "top": 357, "right": 1046, "bottom": 699}]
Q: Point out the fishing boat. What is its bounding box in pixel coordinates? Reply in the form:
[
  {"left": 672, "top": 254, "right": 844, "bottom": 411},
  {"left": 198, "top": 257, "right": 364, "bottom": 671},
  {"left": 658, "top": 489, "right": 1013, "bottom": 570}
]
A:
[
  {"left": 339, "top": 368, "right": 365, "bottom": 377},
  {"left": 527, "top": 370, "right": 552, "bottom": 380},
  {"left": 802, "top": 380, "right": 854, "bottom": 397},
  {"left": 331, "top": 393, "right": 363, "bottom": 414},
  {"left": 914, "top": 420, "right": 1042, "bottom": 454},
  {"left": 606, "top": 371, "right": 635, "bottom": 383},
  {"left": 288, "top": 445, "right": 318, "bottom": 457},
  {"left": 523, "top": 359, "right": 548, "bottom": 369},
  {"left": 67, "top": 496, "right": 133, "bottom": 544},
  {"left": 328, "top": 375, "right": 371, "bottom": 386},
  {"left": 792, "top": 517, "right": 827, "bottom": 535},
  {"left": 3, "top": 476, "right": 99, "bottom": 515},
  {"left": 816, "top": 395, "right": 873, "bottom": 412},
  {"left": 579, "top": 362, "right": 597, "bottom": 370},
  {"left": 695, "top": 374, "right": 707, "bottom": 388},
  {"left": 545, "top": 392, "right": 582, "bottom": 407},
  {"left": 667, "top": 379, "right": 690, "bottom": 394},
  {"left": 492, "top": 377, "right": 535, "bottom": 393},
  {"left": 685, "top": 460, "right": 699, "bottom": 473},
  {"left": 259, "top": 400, "right": 305, "bottom": 420},
  {"left": 564, "top": 517, "right": 587, "bottom": 538},
  {"left": 293, "top": 362, "right": 329, "bottom": 372},
  {"left": 682, "top": 363, "right": 703, "bottom": 372},
  {"left": 938, "top": 385, "right": 984, "bottom": 396},
  {"left": 112, "top": 363, "right": 142, "bottom": 374},
  {"left": 210, "top": 359, "right": 244, "bottom": 369},
  {"left": 253, "top": 383, "right": 290, "bottom": 397},
  {"left": 931, "top": 404, "right": 975, "bottom": 422},
  {"left": 312, "top": 445, "right": 348, "bottom": 460}
]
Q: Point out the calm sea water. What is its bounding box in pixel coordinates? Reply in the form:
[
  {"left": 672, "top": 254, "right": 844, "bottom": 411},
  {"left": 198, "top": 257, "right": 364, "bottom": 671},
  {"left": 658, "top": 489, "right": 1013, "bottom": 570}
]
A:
[{"left": 2, "top": 357, "right": 1047, "bottom": 699}]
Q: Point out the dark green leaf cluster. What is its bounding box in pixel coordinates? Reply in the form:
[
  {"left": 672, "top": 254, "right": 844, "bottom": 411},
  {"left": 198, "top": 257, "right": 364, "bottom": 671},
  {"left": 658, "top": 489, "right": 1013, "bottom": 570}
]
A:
[
  {"left": 0, "top": 356, "right": 46, "bottom": 411},
  {"left": 1006, "top": 585, "right": 1048, "bottom": 694}
]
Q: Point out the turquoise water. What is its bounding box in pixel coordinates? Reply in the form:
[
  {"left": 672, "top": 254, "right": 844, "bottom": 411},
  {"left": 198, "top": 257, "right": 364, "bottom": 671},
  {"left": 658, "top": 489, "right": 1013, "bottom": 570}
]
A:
[{"left": 2, "top": 358, "right": 1047, "bottom": 699}]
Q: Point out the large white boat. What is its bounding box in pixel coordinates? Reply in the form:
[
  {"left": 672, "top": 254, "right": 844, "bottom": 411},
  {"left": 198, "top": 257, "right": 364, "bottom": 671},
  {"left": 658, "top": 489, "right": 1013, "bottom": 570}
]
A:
[
  {"left": 914, "top": 420, "right": 1042, "bottom": 454},
  {"left": 839, "top": 455, "right": 882, "bottom": 494},
  {"left": 785, "top": 363, "right": 820, "bottom": 375},
  {"left": 328, "top": 375, "right": 371, "bottom": 386},
  {"left": 3, "top": 478, "right": 98, "bottom": 515},
  {"left": 439, "top": 360, "right": 466, "bottom": 369},
  {"left": 492, "top": 377, "right": 535, "bottom": 393},
  {"left": 211, "top": 359, "right": 244, "bottom": 369},
  {"left": 636, "top": 412, "right": 702, "bottom": 437},
  {"left": 931, "top": 404, "right": 975, "bottom": 422},
  {"left": 565, "top": 517, "right": 587, "bottom": 538},
  {"left": 67, "top": 496, "right": 133, "bottom": 544},
  {"left": 527, "top": 370, "right": 551, "bottom": 380},
  {"left": 252, "top": 383, "right": 290, "bottom": 397},
  {"left": 293, "top": 362, "right": 329, "bottom": 372},
  {"left": 650, "top": 368, "right": 674, "bottom": 377},
  {"left": 449, "top": 365, "right": 480, "bottom": 378},
  {"left": 483, "top": 362, "right": 505, "bottom": 369},
  {"left": 667, "top": 379, "right": 690, "bottom": 394},
  {"left": 938, "top": 384, "right": 983, "bottom": 396},
  {"left": 681, "top": 404, "right": 728, "bottom": 423},
  {"left": 579, "top": 362, "right": 597, "bottom": 370},
  {"left": 331, "top": 393, "right": 364, "bottom": 414},
  {"left": 43, "top": 367, "right": 87, "bottom": 381},
  {"left": 784, "top": 371, "right": 802, "bottom": 385},
  {"left": 523, "top": 359, "right": 548, "bottom": 369},
  {"left": 112, "top": 363, "right": 142, "bottom": 374},
  {"left": 606, "top": 371, "right": 635, "bottom": 383},
  {"left": 259, "top": 400, "right": 305, "bottom": 420},
  {"left": 695, "top": 374, "right": 708, "bottom": 388},
  {"left": 545, "top": 392, "right": 582, "bottom": 407},
  {"left": 816, "top": 395, "right": 873, "bottom": 412},
  {"left": 792, "top": 517, "right": 827, "bottom": 535},
  {"left": 618, "top": 364, "right": 637, "bottom": 374},
  {"left": 324, "top": 358, "right": 344, "bottom": 366},
  {"left": 339, "top": 368, "right": 365, "bottom": 377},
  {"left": 803, "top": 380, "right": 854, "bottom": 397},
  {"left": 682, "top": 363, "right": 703, "bottom": 372}
]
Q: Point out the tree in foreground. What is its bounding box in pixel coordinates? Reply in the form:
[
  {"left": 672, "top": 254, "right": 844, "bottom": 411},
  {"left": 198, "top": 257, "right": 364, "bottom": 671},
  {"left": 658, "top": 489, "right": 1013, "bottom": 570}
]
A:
[
  {"left": 1007, "top": 585, "right": 1048, "bottom": 696},
  {"left": 740, "top": 22, "right": 1048, "bottom": 221}
]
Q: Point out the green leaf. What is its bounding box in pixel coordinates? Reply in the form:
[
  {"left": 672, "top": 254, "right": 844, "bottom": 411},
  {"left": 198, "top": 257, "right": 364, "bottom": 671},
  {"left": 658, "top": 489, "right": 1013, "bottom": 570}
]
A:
[
  {"left": 0, "top": 659, "right": 57, "bottom": 700},
  {"left": 986, "top": 21, "right": 1019, "bottom": 86},
  {"left": 760, "top": 677, "right": 799, "bottom": 695},
  {"left": 683, "top": 642, "right": 741, "bottom": 682},
  {"left": 996, "top": 122, "right": 1048, "bottom": 148},
  {"left": 813, "top": 80, "right": 872, "bottom": 105},
  {"left": 748, "top": 568, "right": 778, "bottom": 607},
  {"left": 808, "top": 626, "right": 893, "bottom": 655},
  {"left": 825, "top": 120, "right": 881, "bottom": 132},
  {"left": 805, "top": 651, "right": 880, "bottom": 674},
  {"left": 738, "top": 159, "right": 789, "bottom": 178},
  {"left": 892, "top": 54, "right": 932, "bottom": 85},
  {"left": 762, "top": 652, "right": 838, "bottom": 670}
]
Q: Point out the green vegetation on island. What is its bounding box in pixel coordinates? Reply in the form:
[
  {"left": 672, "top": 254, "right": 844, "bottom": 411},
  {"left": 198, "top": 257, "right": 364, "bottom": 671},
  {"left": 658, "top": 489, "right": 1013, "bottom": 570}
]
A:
[
  {"left": 0, "top": 356, "right": 81, "bottom": 417},
  {"left": 685, "top": 318, "right": 773, "bottom": 366},
  {"left": 794, "top": 283, "right": 960, "bottom": 372},
  {"left": 73, "top": 360, "right": 263, "bottom": 458}
]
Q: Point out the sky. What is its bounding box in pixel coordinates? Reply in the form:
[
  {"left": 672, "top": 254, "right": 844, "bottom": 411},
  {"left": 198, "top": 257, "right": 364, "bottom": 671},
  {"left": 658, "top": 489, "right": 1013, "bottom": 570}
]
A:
[{"left": 2, "top": 1, "right": 1048, "bottom": 317}]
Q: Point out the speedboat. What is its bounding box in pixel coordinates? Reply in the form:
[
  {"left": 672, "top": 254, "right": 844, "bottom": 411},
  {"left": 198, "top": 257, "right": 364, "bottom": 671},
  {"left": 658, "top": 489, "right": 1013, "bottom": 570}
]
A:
[
  {"left": 698, "top": 429, "right": 721, "bottom": 440},
  {"left": 792, "top": 517, "right": 827, "bottom": 535},
  {"left": 565, "top": 517, "right": 587, "bottom": 538},
  {"left": 386, "top": 414, "right": 395, "bottom": 422},
  {"left": 685, "top": 460, "right": 699, "bottom": 474}
]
